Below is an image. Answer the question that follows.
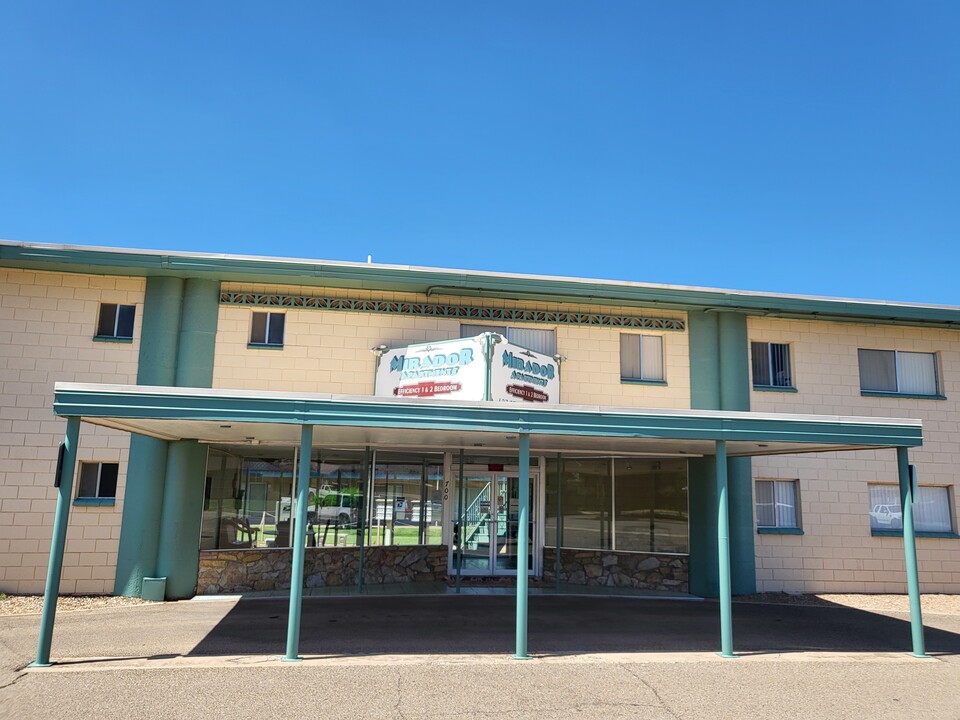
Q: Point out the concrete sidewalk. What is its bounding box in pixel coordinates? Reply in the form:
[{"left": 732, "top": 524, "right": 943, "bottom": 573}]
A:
[{"left": 2, "top": 594, "right": 960, "bottom": 719}]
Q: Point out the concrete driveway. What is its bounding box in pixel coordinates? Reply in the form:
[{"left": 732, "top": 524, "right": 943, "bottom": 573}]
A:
[{"left": 2, "top": 594, "right": 960, "bottom": 719}]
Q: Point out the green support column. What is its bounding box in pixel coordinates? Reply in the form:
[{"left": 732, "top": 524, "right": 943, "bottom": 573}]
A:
[
  {"left": 716, "top": 440, "right": 735, "bottom": 658},
  {"left": 718, "top": 312, "right": 756, "bottom": 596},
  {"left": 688, "top": 309, "right": 756, "bottom": 597},
  {"left": 154, "top": 441, "right": 209, "bottom": 598},
  {"left": 115, "top": 277, "right": 183, "bottom": 597},
  {"left": 33, "top": 416, "right": 81, "bottom": 667},
  {"left": 513, "top": 433, "right": 532, "bottom": 660},
  {"left": 897, "top": 447, "right": 927, "bottom": 657},
  {"left": 284, "top": 425, "right": 314, "bottom": 662},
  {"left": 455, "top": 449, "right": 465, "bottom": 593},
  {"left": 174, "top": 278, "right": 220, "bottom": 388},
  {"left": 555, "top": 454, "right": 563, "bottom": 592}
]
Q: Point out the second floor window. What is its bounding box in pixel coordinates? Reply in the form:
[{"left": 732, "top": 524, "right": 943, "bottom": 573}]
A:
[
  {"left": 96, "top": 303, "right": 136, "bottom": 340},
  {"left": 460, "top": 324, "right": 557, "bottom": 356},
  {"left": 250, "top": 312, "right": 285, "bottom": 347},
  {"left": 751, "top": 342, "right": 793, "bottom": 388},
  {"left": 858, "top": 349, "right": 939, "bottom": 397},
  {"left": 619, "top": 334, "right": 665, "bottom": 383}
]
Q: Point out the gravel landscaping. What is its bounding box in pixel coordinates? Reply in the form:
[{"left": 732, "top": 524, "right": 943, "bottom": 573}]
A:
[{"left": 0, "top": 593, "right": 147, "bottom": 616}]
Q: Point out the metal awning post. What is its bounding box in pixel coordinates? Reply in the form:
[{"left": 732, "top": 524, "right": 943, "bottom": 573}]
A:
[
  {"left": 455, "top": 449, "right": 464, "bottom": 593},
  {"left": 897, "top": 447, "right": 927, "bottom": 657},
  {"left": 716, "top": 440, "right": 736, "bottom": 658},
  {"left": 513, "top": 432, "right": 532, "bottom": 660},
  {"left": 32, "top": 416, "right": 81, "bottom": 667},
  {"left": 283, "top": 424, "right": 314, "bottom": 662}
]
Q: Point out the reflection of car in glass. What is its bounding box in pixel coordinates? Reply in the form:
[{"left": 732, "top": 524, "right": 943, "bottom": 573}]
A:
[
  {"left": 869, "top": 504, "right": 902, "bottom": 526},
  {"left": 315, "top": 492, "right": 360, "bottom": 526}
]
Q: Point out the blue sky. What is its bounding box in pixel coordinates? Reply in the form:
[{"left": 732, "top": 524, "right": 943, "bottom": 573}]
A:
[{"left": 1, "top": 3, "right": 958, "bottom": 303}]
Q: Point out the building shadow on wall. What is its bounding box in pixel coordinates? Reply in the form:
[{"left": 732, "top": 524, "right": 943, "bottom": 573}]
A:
[{"left": 186, "top": 594, "right": 960, "bottom": 658}]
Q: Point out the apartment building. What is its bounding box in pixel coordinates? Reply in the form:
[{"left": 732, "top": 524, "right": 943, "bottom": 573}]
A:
[{"left": 1, "top": 240, "right": 955, "bottom": 604}]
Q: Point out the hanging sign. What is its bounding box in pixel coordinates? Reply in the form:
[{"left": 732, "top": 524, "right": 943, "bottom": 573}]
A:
[
  {"left": 374, "top": 336, "right": 487, "bottom": 401},
  {"left": 489, "top": 340, "right": 560, "bottom": 405}
]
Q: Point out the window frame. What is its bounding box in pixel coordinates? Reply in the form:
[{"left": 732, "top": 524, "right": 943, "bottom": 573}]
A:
[
  {"left": 249, "top": 311, "right": 286, "bottom": 348},
  {"left": 75, "top": 461, "right": 119, "bottom": 506},
  {"left": 459, "top": 324, "right": 557, "bottom": 356},
  {"left": 751, "top": 341, "right": 796, "bottom": 391},
  {"left": 755, "top": 479, "right": 803, "bottom": 534},
  {"left": 619, "top": 333, "right": 666, "bottom": 385},
  {"left": 868, "top": 483, "right": 957, "bottom": 538},
  {"left": 94, "top": 303, "right": 136, "bottom": 342},
  {"left": 857, "top": 348, "right": 943, "bottom": 399}
]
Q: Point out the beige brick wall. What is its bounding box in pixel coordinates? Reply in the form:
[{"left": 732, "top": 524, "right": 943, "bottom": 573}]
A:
[
  {"left": 0, "top": 268, "right": 142, "bottom": 594},
  {"left": 748, "top": 316, "right": 960, "bottom": 593},
  {"left": 213, "top": 282, "right": 691, "bottom": 408}
]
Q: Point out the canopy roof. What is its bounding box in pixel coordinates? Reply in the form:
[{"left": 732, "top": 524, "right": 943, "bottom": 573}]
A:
[{"left": 54, "top": 383, "right": 923, "bottom": 458}]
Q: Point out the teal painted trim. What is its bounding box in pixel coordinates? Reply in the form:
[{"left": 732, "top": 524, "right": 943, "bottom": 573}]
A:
[
  {"left": 285, "top": 425, "right": 313, "bottom": 661},
  {"left": 718, "top": 313, "right": 750, "bottom": 412},
  {"left": 114, "top": 435, "right": 168, "bottom": 597},
  {"left": 620, "top": 378, "right": 668, "bottom": 386},
  {"left": 898, "top": 447, "right": 926, "bottom": 657},
  {"left": 688, "top": 310, "right": 721, "bottom": 411},
  {"left": 33, "top": 416, "right": 80, "bottom": 668},
  {"left": 247, "top": 342, "right": 284, "bottom": 350},
  {"left": 93, "top": 336, "right": 133, "bottom": 344},
  {"left": 175, "top": 278, "right": 220, "bottom": 388},
  {"left": 223, "top": 292, "right": 686, "bottom": 331},
  {"left": 716, "top": 440, "right": 735, "bottom": 658},
  {"left": 6, "top": 241, "right": 960, "bottom": 328},
  {"left": 753, "top": 385, "right": 798, "bottom": 393},
  {"left": 136, "top": 276, "right": 183, "bottom": 386},
  {"left": 73, "top": 497, "right": 115, "bottom": 507},
  {"left": 871, "top": 529, "right": 960, "bottom": 539},
  {"left": 53, "top": 386, "right": 925, "bottom": 448},
  {"left": 757, "top": 526, "right": 803, "bottom": 535},
  {"left": 861, "top": 391, "right": 946, "bottom": 401},
  {"left": 513, "top": 433, "right": 531, "bottom": 660},
  {"left": 155, "top": 441, "right": 207, "bottom": 599}
]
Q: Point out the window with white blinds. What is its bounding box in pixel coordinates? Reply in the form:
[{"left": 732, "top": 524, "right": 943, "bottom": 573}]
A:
[
  {"left": 868, "top": 484, "right": 953, "bottom": 534},
  {"left": 858, "top": 349, "right": 939, "bottom": 396},
  {"left": 460, "top": 324, "right": 557, "bottom": 356},
  {"left": 756, "top": 480, "right": 799, "bottom": 529},
  {"left": 619, "top": 334, "right": 665, "bottom": 382}
]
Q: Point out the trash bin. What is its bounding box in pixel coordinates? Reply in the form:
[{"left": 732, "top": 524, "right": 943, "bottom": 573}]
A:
[{"left": 141, "top": 577, "right": 167, "bottom": 602}]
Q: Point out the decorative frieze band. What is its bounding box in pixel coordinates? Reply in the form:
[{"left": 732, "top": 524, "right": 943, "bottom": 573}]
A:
[{"left": 219, "top": 292, "right": 686, "bottom": 331}]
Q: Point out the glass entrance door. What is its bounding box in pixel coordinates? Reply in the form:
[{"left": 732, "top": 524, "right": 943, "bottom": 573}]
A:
[{"left": 452, "top": 471, "right": 539, "bottom": 576}]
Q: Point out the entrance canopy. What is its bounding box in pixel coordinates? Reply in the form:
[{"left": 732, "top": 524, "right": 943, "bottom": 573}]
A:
[
  {"left": 53, "top": 382, "right": 922, "bottom": 456},
  {"left": 35, "top": 382, "right": 928, "bottom": 667}
]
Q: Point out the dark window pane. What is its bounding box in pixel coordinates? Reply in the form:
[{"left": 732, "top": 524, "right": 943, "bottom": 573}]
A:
[
  {"left": 858, "top": 349, "right": 897, "bottom": 392},
  {"left": 116, "top": 305, "right": 135, "bottom": 338},
  {"left": 98, "top": 464, "right": 119, "bottom": 498},
  {"left": 267, "top": 313, "right": 285, "bottom": 345},
  {"left": 78, "top": 464, "right": 100, "bottom": 498},
  {"left": 97, "top": 304, "right": 118, "bottom": 337},
  {"left": 250, "top": 313, "right": 268, "bottom": 344},
  {"left": 546, "top": 458, "right": 613, "bottom": 550},
  {"left": 751, "top": 342, "right": 771, "bottom": 386},
  {"left": 615, "top": 458, "right": 688, "bottom": 553}
]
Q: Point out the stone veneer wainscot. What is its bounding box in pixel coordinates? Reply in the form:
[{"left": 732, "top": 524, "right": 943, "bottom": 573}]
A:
[{"left": 542, "top": 549, "right": 689, "bottom": 593}]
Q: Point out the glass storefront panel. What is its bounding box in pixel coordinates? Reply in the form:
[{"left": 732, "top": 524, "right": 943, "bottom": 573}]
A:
[
  {"left": 370, "top": 454, "right": 444, "bottom": 546},
  {"left": 544, "top": 457, "right": 613, "bottom": 550},
  {"left": 614, "top": 458, "right": 688, "bottom": 554}
]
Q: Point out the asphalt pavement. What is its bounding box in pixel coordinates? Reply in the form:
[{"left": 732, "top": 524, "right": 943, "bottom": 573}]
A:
[{"left": 2, "top": 593, "right": 959, "bottom": 719}]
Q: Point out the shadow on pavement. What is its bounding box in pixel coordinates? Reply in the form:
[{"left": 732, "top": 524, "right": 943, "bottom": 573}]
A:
[{"left": 186, "top": 595, "right": 960, "bottom": 657}]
